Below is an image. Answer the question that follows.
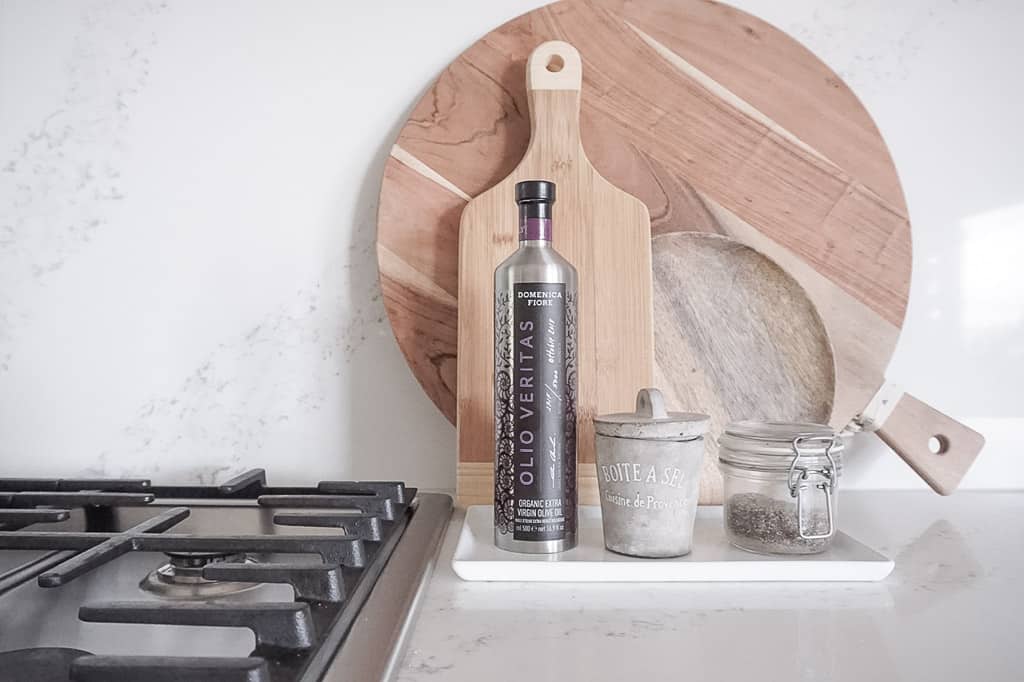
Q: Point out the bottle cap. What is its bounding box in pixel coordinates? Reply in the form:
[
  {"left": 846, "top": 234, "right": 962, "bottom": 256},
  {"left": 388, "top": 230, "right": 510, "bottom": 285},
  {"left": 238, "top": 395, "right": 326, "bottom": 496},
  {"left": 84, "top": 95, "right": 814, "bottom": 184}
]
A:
[{"left": 515, "top": 180, "right": 556, "bottom": 204}]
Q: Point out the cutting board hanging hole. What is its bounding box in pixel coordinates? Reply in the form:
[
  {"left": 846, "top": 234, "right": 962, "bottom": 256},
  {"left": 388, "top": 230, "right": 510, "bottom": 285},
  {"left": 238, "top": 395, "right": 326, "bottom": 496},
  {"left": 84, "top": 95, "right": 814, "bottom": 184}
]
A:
[
  {"left": 928, "top": 435, "right": 950, "bottom": 455},
  {"left": 547, "top": 54, "right": 565, "bottom": 72}
]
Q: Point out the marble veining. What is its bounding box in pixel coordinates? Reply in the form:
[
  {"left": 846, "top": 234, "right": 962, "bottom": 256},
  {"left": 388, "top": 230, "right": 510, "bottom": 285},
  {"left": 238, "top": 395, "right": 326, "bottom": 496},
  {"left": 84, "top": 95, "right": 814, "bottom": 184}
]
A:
[
  {"left": 82, "top": 187, "right": 389, "bottom": 482},
  {"left": 1, "top": 0, "right": 167, "bottom": 374}
]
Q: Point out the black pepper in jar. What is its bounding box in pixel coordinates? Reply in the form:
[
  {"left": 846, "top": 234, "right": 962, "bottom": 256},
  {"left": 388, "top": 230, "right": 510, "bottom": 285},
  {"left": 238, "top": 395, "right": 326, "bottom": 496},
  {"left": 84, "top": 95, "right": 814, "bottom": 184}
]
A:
[{"left": 725, "top": 492, "right": 830, "bottom": 554}]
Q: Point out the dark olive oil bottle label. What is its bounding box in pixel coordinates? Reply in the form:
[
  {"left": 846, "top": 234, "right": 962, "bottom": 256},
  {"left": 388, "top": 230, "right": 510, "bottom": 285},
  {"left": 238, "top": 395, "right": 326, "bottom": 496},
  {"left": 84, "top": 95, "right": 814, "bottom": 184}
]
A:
[{"left": 511, "top": 282, "right": 568, "bottom": 541}]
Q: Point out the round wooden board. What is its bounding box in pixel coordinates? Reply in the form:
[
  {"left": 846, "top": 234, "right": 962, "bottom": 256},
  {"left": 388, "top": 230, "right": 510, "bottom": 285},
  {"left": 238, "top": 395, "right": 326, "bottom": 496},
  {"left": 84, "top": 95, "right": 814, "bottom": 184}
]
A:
[{"left": 377, "top": 0, "right": 913, "bottom": 494}]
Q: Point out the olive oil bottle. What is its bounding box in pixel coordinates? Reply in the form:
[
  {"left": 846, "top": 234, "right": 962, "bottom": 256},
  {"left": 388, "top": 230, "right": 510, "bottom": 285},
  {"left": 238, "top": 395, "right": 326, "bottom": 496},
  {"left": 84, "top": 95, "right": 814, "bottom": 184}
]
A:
[{"left": 493, "top": 180, "right": 578, "bottom": 553}]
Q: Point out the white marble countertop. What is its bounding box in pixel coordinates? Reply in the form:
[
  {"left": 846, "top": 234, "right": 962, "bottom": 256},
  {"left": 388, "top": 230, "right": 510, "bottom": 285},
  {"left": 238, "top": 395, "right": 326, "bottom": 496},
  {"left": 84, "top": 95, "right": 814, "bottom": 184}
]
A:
[{"left": 396, "top": 491, "right": 1022, "bottom": 681}]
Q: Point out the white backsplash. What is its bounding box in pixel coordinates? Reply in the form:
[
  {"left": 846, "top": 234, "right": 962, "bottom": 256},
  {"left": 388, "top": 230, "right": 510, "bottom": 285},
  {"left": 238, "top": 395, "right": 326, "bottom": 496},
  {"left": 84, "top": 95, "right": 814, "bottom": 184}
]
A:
[{"left": 1, "top": 0, "right": 1021, "bottom": 490}]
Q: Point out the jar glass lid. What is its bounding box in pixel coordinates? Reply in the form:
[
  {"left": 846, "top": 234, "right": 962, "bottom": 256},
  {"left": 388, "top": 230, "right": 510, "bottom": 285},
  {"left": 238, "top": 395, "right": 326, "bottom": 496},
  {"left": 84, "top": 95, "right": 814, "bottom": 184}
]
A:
[
  {"left": 723, "top": 421, "right": 835, "bottom": 443},
  {"left": 718, "top": 420, "right": 844, "bottom": 471}
]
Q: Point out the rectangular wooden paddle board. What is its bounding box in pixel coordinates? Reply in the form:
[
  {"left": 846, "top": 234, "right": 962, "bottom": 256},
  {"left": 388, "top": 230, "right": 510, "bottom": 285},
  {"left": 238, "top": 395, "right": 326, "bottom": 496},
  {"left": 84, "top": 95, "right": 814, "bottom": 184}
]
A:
[{"left": 456, "top": 41, "right": 654, "bottom": 505}]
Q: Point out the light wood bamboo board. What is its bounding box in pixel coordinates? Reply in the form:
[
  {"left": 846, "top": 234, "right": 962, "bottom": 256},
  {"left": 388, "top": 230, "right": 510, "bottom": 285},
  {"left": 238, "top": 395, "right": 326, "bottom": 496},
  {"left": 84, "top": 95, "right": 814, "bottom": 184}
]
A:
[{"left": 457, "top": 41, "right": 654, "bottom": 506}]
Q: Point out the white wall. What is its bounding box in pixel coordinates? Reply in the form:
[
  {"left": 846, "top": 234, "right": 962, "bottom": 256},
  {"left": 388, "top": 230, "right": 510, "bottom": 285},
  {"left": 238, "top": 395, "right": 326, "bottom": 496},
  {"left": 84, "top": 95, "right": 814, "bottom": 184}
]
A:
[{"left": 1, "top": 0, "right": 1021, "bottom": 490}]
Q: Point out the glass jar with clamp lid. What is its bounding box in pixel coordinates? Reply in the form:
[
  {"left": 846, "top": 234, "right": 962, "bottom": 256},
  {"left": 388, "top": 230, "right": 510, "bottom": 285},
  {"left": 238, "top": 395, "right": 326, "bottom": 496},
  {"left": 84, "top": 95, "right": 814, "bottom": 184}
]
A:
[{"left": 718, "top": 421, "right": 843, "bottom": 555}]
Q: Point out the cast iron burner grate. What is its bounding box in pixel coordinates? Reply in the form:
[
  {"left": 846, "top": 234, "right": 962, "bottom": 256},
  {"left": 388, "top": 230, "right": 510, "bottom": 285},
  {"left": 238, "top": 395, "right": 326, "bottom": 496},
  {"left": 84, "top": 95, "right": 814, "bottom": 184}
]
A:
[{"left": 0, "top": 468, "right": 452, "bottom": 681}]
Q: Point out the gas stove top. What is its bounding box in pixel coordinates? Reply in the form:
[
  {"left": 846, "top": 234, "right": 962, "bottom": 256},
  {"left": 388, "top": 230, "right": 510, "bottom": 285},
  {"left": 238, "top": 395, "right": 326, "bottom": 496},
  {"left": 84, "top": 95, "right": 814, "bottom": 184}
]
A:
[{"left": 0, "top": 469, "right": 452, "bottom": 681}]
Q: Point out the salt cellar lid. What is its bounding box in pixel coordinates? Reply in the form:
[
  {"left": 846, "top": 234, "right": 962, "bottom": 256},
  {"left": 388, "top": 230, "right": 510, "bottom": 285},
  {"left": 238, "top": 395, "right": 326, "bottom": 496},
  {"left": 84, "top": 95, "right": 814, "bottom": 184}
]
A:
[{"left": 593, "top": 388, "right": 710, "bottom": 441}]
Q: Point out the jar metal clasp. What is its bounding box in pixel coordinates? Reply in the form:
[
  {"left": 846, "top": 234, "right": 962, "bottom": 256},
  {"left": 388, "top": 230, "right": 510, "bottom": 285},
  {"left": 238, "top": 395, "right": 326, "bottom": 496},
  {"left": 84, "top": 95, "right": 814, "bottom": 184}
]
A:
[{"left": 787, "top": 435, "right": 838, "bottom": 540}]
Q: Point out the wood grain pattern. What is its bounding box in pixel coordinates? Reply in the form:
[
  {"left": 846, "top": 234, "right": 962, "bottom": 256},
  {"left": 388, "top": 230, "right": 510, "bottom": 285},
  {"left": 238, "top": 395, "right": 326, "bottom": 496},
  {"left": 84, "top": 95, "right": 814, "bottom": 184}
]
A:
[
  {"left": 641, "top": 170, "right": 904, "bottom": 502},
  {"left": 667, "top": 187, "right": 984, "bottom": 496},
  {"left": 682, "top": 185, "right": 901, "bottom": 431},
  {"left": 876, "top": 394, "right": 986, "bottom": 495},
  {"left": 377, "top": 156, "right": 463, "bottom": 422},
  {"left": 377, "top": 0, "right": 911, "bottom": 431},
  {"left": 652, "top": 233, "right": 835, "bottom": 504},
  {"left": 594, "top": 0, "right": 904, "bottom": 209},
  {"left": 373, "top": 0, "right": 958, "bottom": 504},
  {"left": 457, "top": 42, "right": 655, "bottom": 479}
]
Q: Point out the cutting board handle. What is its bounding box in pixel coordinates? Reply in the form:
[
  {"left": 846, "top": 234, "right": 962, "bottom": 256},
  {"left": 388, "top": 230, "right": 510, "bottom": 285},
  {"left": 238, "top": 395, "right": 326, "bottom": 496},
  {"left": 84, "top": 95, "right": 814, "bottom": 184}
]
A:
[
  {"left": 522, "top": 42, "right": 585, "bottom": 166},
  {"left": 874, "top": 393, "right": 985, "bottom": 495},
  {"left": 527, "top": 41, "right": 582, "bottom": 93}
]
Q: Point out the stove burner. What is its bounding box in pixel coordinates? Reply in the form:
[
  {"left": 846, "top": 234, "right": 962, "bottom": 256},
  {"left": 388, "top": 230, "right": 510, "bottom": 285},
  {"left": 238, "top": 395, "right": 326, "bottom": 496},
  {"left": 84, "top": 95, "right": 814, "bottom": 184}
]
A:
[{"left": 140, "top": 551, "right": 261, "bottom": 600}]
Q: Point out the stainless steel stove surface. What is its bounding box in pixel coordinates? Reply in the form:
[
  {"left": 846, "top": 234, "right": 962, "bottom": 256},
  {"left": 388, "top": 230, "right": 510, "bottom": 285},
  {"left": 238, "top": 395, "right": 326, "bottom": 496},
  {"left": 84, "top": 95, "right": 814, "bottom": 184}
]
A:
[{"left": 0, "top": 469, "right": 453, "bottom": 681}]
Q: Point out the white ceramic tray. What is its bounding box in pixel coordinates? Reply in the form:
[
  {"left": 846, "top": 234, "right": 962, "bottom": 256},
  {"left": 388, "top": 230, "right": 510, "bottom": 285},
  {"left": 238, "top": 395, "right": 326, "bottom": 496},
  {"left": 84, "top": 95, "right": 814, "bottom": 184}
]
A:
[{"left": 453, "top": 505, "right": 894, "bottom": 582}]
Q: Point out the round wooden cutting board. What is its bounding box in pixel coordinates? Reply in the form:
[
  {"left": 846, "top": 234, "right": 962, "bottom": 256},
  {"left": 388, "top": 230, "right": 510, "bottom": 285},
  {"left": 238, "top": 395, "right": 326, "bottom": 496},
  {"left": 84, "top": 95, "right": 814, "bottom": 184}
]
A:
[{"left": 377, "top": 0, "right": 929, "bottom": 503}]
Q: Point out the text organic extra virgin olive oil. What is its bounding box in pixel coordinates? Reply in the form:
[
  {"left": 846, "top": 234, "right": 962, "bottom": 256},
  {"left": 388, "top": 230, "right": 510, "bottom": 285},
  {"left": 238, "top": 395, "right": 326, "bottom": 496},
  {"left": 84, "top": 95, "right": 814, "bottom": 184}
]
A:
[{"left": 493, "top": 180, "right": 578, "bottom": 553}]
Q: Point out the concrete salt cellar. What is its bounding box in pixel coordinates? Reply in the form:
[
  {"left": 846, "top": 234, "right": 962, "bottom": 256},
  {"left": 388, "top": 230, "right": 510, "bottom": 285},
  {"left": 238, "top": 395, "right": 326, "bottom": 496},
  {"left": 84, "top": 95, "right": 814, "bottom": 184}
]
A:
[{"left": 593, "top": 389, "right": 709, "bottom": 558}]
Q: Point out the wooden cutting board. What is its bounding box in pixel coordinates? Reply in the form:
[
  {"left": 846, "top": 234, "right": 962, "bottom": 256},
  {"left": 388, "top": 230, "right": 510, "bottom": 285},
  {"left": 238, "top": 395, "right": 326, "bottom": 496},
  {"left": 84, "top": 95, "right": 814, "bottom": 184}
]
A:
[
  {"left": 651, "top": 231, "right": 836, "bottom": 503},
  {"left": 376, "top": 0, "right": 982, "bottom": 504},
  {"left": 457, "top": 41, "right": 654, "bottom": 503},
  {"left": 652, "top": 226, "right": 984, "bottom": 501}
]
